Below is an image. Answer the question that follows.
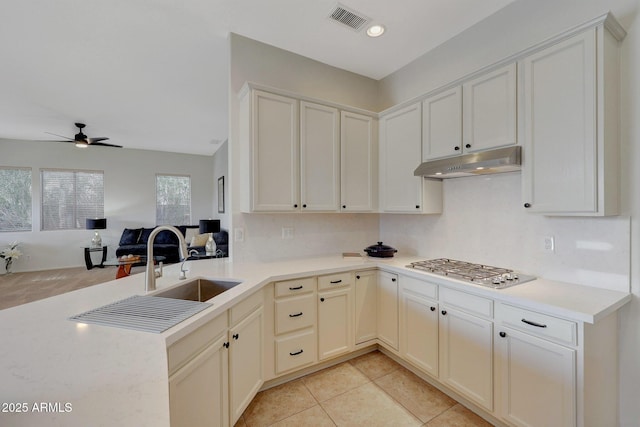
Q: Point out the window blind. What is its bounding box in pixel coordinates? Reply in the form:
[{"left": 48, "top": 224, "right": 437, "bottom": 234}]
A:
[
  {"left": 41, "top": 169, "right": 104, "bottom": 231},
  {"left": 0, "top": 167, "right": 32, "bottom": 232}
]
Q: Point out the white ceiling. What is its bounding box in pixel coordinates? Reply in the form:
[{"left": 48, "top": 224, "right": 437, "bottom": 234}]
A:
[{"left": 0, "top": 0, "right": 515, "bottom": 156}]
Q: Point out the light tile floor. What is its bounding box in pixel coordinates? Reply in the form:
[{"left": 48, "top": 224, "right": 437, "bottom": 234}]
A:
[{"left": 236, "top": 350, "right": 494, "bottom": 427}]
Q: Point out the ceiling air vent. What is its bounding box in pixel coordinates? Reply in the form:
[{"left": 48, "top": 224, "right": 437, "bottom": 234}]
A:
[{"left": 328, "top": 4, "right": 370, "bottom": 31}]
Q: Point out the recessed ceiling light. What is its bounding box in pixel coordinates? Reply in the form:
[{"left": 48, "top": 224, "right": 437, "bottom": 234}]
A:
[{"left": 366, "top": 24, "right": 385, "bottom": 37}]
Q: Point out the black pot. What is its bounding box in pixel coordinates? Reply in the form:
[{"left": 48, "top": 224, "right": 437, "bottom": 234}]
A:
[{"left": 364, "top": 241, "right": 397, "bottom": 258}]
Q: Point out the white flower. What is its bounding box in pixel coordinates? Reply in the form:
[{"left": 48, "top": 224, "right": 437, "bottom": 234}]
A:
[{"left": 0, "top": 242, "right": 21, "bottom": 260}]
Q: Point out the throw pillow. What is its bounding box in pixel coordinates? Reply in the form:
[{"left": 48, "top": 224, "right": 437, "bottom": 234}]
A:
[
  {"left": 138, "top": 228, "right": 154, "bottom": 244},
  {"left": 184, "top": 227, "right": 199, "bottom": 244},
  {"left": 190, "top": 233, "right": 210, "bottom": 247},
  {"left": 156, "top": 229, "right": 178, "bottom": 245},
  {"left": 119, "top": 228, "right": 142, "bottom": 246}
]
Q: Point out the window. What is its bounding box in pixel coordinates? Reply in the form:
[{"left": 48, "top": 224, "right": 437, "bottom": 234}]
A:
[
  {"left": 0, "top": 167, "right": 32, "bottom": 232},
  {"left": 156, "top": 174, "right": 191, "bottom": 225},
  {"left": 41, "top": 169, "right": 104, "bottom": 231}
]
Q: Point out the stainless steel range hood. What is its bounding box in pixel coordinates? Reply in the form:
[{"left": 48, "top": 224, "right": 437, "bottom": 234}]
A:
[{"left": 414, "top": 146, "right": 521, "bottom": 179}]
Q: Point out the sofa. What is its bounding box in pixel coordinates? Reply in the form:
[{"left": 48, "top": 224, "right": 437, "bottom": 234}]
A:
[{"left": 115, "top": 225, "right": 228, "bottom": 264}]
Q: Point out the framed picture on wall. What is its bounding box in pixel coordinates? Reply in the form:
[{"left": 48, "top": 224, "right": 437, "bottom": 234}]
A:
[{"left": 218, "top": 176, "right": 225, "bottom": 213}]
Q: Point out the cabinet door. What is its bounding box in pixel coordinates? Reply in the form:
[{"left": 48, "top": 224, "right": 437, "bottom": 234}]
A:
[
  {"left": 341, "top": 111, "right": 376, "bottom": 212},
  {"left": 422, "top": 86, "right": 462, "bottom": 160},
  {"left": 250, "top": 90, "right": 299, "bottom": 212},
  {"left": 169, "top": 334, "right": 229, "bottom": 427},
  {"left": 318, "top": 287, "right": 353, "bottom": 360},
  {"left": 229, "top": 306, "right": 263, "bottom": 424},
  {"left": 377, "top": 271, "right": 398, "bottom": 351},
  {"left": 463, "top": 63, "right": 517, "bottom": 152},
  {"left": 439, "top": 306, "right": 493, "bottom": 411},
  {"left": 380, "top": 103, "right": 423, "bottom": 213},
  {"left": 300, "top": 101, "right": 340, "bottom": 211},
  {"left": 496, "top": 327, "right": 576, "bottom": 427},
  {"left": 401, "top": 290, "right": 438, "bottom": 378},
  {"left": 520, "top": 31, "right": 597, "bottom": 214},
  {"left": 355, "top": 271, "right": 377, "bottom": 344}
]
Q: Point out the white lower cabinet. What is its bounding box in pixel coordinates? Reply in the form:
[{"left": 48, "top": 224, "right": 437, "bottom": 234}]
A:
[
  {"left": 354, "top": 270, "right": 377, "bottom": 344},
  {"left": 318, "top": 272, "right": 353, "bottom": 360},
  {"left": 400, "top": 276, "right": 439, "bottom": 377},
  {"left": 169, "top": 333, "right": 229, "bottom": 427},
  {"left": 377, "top": 271, "right": 398, "bottom": 351},
  {"left": 496, "top": 326, "right": 576, "bottom": 427},
  {"left": 229, "top": 304, "right": 263, "bottom": 424},
  {"left": 439, "top": 296, "right": 494, "bottom": 411},
  {"left": 169, "top": 267, "right": 620, "bottom": 427},
  {"left": 275, "top": 328, "right": 317, "bottom": 373},
  {"left": 272, "top": 277, "right": 318, "bottom": 375}
]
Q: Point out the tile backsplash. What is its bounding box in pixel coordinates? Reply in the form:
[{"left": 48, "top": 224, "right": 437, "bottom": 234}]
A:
[{"left": 380, "top": 172, "right": 630, "bottom": 293}]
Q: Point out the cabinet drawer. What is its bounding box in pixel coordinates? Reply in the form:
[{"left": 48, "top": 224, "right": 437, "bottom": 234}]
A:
[
  {"left": 167, "top": 312, "right": 227, "bottom": 375},
  {"left": 230, "top": 289, "right": 263, "bottom": 325},
  {"left": 275, "top": 294, "right": 316, "bottom": 335},
  {"left": 275, "top": 277, "right": 316, "bottom": 297},
  {"left": 318, "top": 272, "right": 352, "bottom": 290},
  {"left": 497, "top": 303, "right": 577, "bottom": 346},
  {"left": 440, "top": 287, "right": 493, "bottom": 318},
  {"left": 275, "top": 329, "right": 317, "bottom": 374},
  {"left": 401, "top": 275, "right": 438, "bottom": 300}
]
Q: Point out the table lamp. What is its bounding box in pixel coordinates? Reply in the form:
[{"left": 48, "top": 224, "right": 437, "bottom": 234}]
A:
[
  {"left": 199, "top": 219, "right": 221, "bottom": 255},
  {"left": 86, "top": 218, "right": 107, "bottom": 248}
]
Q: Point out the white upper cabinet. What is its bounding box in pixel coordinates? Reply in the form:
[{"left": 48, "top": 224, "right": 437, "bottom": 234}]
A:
[
  {"left": 380, "top": 102, "right": 442, "bottom": 213},
  {"left": 239, "top": 84, "right": 377, "bottom": 214},
  {"left": 240, "top": 89, "right": 299, "bottom": 212},
  {"left": 300, "top": 101, "right": 340, "bottom": 212},
  {"left": 341, "top": 111, "right": 377, "bottom": 212},
  {"left": 422, "top": 63, "right": 517, "bottom": 161},
  {"left": 463, "top": 63, "right": 517, "bottom": 153},
  {"left": 422, "top": 87, "right": 462, "bottom": 160},
  {"left": 521, "top": 22, "right": 623, "bottom": 216}
]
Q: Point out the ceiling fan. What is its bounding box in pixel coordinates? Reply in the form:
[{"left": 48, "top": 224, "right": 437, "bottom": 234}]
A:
[{"left": 45, "top": 123, "right": 122, "bottom": 148}]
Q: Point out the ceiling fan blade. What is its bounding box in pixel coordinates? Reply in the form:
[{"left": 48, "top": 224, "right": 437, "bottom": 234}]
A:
[
  {"left": 44, "top": 132, "right": 73, "bottom": 141},
  {"left": 88, "top": 137, "right": 110, "bottom": 143},
  {"left": 43, "top": 139, "right": 76, "bottom": 144},
  {"left": 89, "top": 141, "right": 122, "bottom": 148}
]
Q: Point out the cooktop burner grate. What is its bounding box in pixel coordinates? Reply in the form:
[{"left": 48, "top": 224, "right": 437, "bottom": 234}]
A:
[{"left": 406, "top": 258, "right": 535, "bottom": 289}]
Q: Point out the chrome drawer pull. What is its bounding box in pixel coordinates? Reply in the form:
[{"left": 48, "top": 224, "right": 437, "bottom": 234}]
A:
[
  {"left": 289, "top": 285, "right": 303, "bottom": 290},
  {"left": 521, "top": 318, "right": 547, "bottom": 328},
  {"left": 330, "top": 279, "right": 342, "bottom": 284},
  {"left": 289, "top": 312, "right": 303, "bottom": 318},
  {"left": 289, "top": 349, "right": 304, "bottom": 356}
]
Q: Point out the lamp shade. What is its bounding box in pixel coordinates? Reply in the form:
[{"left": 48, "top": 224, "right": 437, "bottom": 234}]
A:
[
  {"left": 86, "top": 218, "right": 107, "bottom": 230},
  {"left": 199, "top": 219, "right": 220, "bottom": 234}
]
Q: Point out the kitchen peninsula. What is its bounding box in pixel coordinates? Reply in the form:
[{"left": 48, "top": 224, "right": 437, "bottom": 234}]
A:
[{"left": 0, "top": 256, "right": 630, "bottom": 427}]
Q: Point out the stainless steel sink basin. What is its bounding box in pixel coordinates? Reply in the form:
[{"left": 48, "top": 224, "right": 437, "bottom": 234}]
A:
[{"left": 154, "top": 278, "right": 242, "bottom": 302}]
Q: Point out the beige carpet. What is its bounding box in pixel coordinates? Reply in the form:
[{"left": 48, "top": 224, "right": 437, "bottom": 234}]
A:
[{"left": 0, "top": 266, "right": 144, "bottom": 310}]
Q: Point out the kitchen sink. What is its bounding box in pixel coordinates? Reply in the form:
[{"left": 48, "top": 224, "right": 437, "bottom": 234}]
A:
[{"left": 153, "top": 278, "right": 242, "bottom": 302}]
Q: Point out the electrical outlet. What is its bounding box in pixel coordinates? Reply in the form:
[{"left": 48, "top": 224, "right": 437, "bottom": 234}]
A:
[
  {"left": 234, "top": 228, "right": 244, "bottom": 242},
  {"left": 544, "top": 236, "right": 555, "bottom": 252},
  {"left": 282, "top": 227, "right": 294, "bottom": 240}
]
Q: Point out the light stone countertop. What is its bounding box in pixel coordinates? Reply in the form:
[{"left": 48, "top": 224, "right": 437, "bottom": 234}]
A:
[{"left": 0, "top": 255, "right": 631, "bottom": 427}]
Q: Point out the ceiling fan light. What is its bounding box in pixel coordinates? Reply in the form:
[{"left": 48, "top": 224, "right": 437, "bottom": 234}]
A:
[{"left": 75, "top": 141, "right": 88, "bottom": 148}]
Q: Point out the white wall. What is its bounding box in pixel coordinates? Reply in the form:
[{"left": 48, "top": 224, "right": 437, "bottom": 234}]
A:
[
  {"left": 0, "top": 139, "right": 216, "bottom": 272},
  {"left": 228, "top": 33, "right": 381, "bottom": 262},
  {"left": 378, "top": 1, "right": 640, "bottom": 425},
  {"left": 212, "top": 139, "right": 230, "bottom": 230}
]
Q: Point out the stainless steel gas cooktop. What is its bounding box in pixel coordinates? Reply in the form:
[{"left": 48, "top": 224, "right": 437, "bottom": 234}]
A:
[{"left": 406, "top": 258, "right": 535, "bottom": 289}]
